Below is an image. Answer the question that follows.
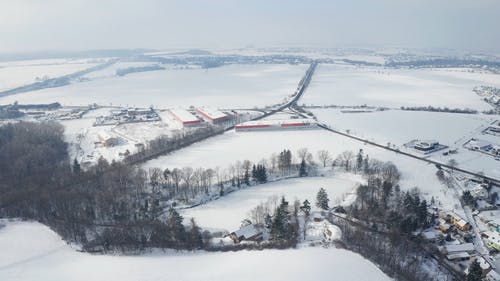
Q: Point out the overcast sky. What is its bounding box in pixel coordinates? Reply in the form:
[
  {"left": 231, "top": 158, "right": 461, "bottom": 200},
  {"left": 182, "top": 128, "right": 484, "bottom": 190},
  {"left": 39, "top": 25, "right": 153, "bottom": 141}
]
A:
[{"left": 0, "top": 0, "right": 499, "bottom": 53}]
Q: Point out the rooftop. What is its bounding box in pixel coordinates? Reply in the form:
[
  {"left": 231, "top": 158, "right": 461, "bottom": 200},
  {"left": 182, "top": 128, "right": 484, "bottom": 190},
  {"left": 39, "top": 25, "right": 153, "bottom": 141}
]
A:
[
  {"left": 169, "top": 109, "right": 200, "bottom": 123},
  {"left": 444, "top": 243, "right": 475, "bottom": 253},
  {"left": 196, "top": 107, "right": 227, "bottom": 120}
]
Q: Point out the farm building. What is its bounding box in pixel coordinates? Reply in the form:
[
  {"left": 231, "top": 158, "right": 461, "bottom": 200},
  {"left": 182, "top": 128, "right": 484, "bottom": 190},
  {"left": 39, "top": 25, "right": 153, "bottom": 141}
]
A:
[
  {"left": 414, "top": 140, "right": 440, "bottom": 151},
  {"left": 235, "top": 119, "right": 318, "bottom": 132},
  {"left": 229, "top": 224, "right": 263, "bottom": 243},
  {"left": 196, "top": 107, "right": 228, "bottom": 124},
  {"left": 98, "top": 131, "right": 118, "bottom": 147},
  {"left": 169, "top": 109, "right": 202, "bottom": 127}
]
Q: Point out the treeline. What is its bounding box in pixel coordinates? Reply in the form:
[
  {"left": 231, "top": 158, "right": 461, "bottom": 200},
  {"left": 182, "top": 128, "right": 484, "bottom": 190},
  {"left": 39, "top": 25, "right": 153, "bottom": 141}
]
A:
[
  {"left": 386, "top": 58, "right": 500, "bottom": 69},
  {"left": 115, "top": 65, "right": 165, "bottom": 77},
  {"left": 143, "top": 148, "right": 320, "bottom": 205},
  {"left": 400, "top": 106, "right": 478, "bottom": 114}
]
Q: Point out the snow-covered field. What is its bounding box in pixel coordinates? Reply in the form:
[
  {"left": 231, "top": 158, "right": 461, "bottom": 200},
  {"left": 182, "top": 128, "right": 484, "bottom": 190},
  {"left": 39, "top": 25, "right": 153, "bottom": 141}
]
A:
[
  {"left": 182, "top": 174, "right": 363, "bottom": 231},
  {"left": 0, "top": 59, "right": 99, "bottom": 92},
  {"left": 0, "top": 220, "right": 391, "bottom": 281},
  {"left": 313, "top": 108, "right": 494, "bottom": 146},
  {"left": 143, "top": 129, "right": 459, "bottom": 211},
  {"left": 0, "top": 64, "right": 308, "bottom": 108},
  {"left": 302, "top": 64, "right": 498, "bottom": 110},
  {"left": 312, "top": 108, "right": 500, "bottom": 178}
]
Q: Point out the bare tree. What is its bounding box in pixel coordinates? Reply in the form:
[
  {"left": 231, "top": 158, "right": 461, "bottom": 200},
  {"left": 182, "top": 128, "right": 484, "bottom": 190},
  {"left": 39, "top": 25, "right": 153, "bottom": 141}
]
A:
[
  {"left": 297, "top": 148, "right": 309, "bottom": 162},
  {"left": 317, "top": 150, "right": 332, "bottom": 167}
]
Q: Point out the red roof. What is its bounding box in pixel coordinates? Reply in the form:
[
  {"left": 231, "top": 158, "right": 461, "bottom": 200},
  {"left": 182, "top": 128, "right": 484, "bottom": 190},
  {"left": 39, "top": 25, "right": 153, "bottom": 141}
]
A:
[
  {"left": 280, "top": 123, "right": 310, "bottom": 127},
  {"left": 235, "top": 124, "right": 271, "bottom": 129}
]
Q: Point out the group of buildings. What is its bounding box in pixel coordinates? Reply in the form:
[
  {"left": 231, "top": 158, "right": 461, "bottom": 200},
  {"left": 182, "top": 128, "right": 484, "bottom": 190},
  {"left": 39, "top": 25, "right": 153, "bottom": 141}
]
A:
[
  {"left": 169, "top": 107, "right": 230, "bottom": 127},
  {"left": 94, "top": 107, "right": 160, "bottom": 126},
  {"left": 466, "top": 138, "right": 500, "bottom": 159}
]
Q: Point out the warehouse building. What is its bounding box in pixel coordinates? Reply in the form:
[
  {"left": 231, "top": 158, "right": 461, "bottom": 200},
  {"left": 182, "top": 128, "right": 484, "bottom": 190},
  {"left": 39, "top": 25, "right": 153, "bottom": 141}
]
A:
[
  {"left": 196, "top": 107, "right": 228, "bottom": 124},
  {"left": 169, "top": 109, "right": 202, "bottom": 127},
  {"left": 235, "top": 119, "right": 317, "bottom": 132}
]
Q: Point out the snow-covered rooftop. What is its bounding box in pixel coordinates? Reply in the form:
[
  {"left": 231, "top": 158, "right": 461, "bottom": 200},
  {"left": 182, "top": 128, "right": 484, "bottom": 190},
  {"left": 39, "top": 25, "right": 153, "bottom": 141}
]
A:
[
  {"left": 237, "top": 119, "right": 315, "bottom": 127},
  {"left": 232, "top": 224, "right": 261, "bottom": 239},
  {"left": 444, "top": 243, "right": 475, "bottom": 253},
  {"left": 196, "top": 107, "right": 227, "bottom": 120},
  {"left": 169, "top": 109, "right": 200, "bottom": 123}
]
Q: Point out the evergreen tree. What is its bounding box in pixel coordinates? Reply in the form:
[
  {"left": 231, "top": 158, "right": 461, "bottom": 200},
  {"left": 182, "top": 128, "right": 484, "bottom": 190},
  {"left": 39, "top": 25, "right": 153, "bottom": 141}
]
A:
[
  {"left": 467, "top": 259, "right": 483, "bottom": 281},
  {"left": 316, "top": 188, "right": 329, "bottom": 210},
  {"left": 300, "top": 199, "right": 311, "bottom": 216},
  {"left": 254, "top": 164, "right": 267, "bottom": 183},
  {"left": 264, "top": 214, "right": 272, "bottom": 228},
  {"left": 167, "top": 208, "right": 186, "bottom": 248},
  {"left": 188, "top": 218, "right": 204, "bottom": 250},
  {"left": 299, "top": 159, "right": 308, "bottom": 177},
  {"left": 417, "top": 200, "right": 428, "bottom": 226},
  {"left": 271, "top": 197, "right": 290, "bottom": 240},
  {"left": 356, "top": 149, "right": 364, "bottom": 171},
  {"left": 462, "top": 190, "right": 476, "bottom": 206},
  {"left": 252, "top": 165, "right": 257, "bottom": 182},
  {"left": 363, "top": 155, "right": 370, "bottom": 174},
  {"left": 243, "top": 169, "right": 250, "bottom": 185},
  {"left": 73, "top": 158, "right": 81, "bottom": 174}
]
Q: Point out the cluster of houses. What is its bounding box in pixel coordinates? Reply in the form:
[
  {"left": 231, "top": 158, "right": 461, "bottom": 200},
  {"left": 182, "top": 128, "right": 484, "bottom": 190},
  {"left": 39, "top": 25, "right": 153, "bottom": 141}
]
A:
[{"left": 474, "top": 86, "right": 500, "bottom": 107}]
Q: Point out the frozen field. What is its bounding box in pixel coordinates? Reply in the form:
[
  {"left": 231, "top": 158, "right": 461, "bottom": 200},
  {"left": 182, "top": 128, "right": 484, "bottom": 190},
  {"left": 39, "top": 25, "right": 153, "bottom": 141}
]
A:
[
  {"left": 143, "top": 129, "right": 460, "bottom": 211},
  {"left": 302, "top": 64, "right": 498, "bottom": 110},
  {"left": 182, "top": 174, "right": 363, "bottom": 231},
  {"left": 0, "top": 64, "right": 308, "bottom": 108},
  {"left": 0, "top": 59, "right": 99, "bottom": 92},
  {"left": 0, "top": 220, "right": 391, "bottom": 281}
]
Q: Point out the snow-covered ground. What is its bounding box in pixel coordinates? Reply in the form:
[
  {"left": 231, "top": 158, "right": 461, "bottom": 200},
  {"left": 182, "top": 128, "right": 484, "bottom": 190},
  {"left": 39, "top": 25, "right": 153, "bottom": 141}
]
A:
[
  {"left": 302, "top": 64, "right": 498, "bottom": 110},
  {"left": 0, "top": 220, "right": 391, "bottom": 281},
  {"left": 0, "top": 64, "right": 308, "bottom": 108},
  {"left": 312, "top": 108, "right": 500, "bottom": 178},
  {"left": 313, "top": 108, "right": 494, "bottom": 146},
  {"left": 143, "top": 128, "right": 459, "bottom": 211},
  {"left": 0, "top": 59, "right": 100, "bottom": 92},
  {"left": 182, "top": 174, "right": 363, "bottom": 231}
]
